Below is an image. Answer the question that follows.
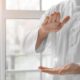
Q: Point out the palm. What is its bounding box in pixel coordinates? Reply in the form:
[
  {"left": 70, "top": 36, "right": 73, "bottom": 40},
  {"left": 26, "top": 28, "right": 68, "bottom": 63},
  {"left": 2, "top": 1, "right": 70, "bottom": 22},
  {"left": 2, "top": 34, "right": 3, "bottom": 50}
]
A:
[
  {"left": 42, "top": 12, "right": 70, "bottom": 32},
  {"left": 39, "top": 63, "right": 80, "bottom": 75}
]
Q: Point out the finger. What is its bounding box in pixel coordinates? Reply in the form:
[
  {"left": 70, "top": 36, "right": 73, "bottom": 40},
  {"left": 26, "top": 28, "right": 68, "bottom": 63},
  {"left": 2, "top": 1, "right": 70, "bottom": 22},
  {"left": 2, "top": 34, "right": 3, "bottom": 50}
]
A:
[
  {"left": 50, "top": 12, "right": 60, "bottom": 23},
  {"left": 39, "top": 66, "right": 53, "bottom": 70},
  {"left": 57, "top": 22, "right": 63, "bottom": 29},
  {"left": 52, "top": 12, "right": 58, "bottom": 22},
  {"left": 43, "top": 16, "right": 49, "bottom": 25},
  {"left": 48, "top": 12, "right": 56, "bottom": 23},
  {"left": 62, "top": 16, "right": 70, "bottom": 24},
  {"left": 55, "top": 16, "right": 70, "bottom": 31},
  {"left": 48, "top": 15, "right": 52, "bottom": 23},
  {"left": 39, "top": 67, "right": 61, "bottom": 74},
  {"left": 39, "top": 67, "right": 52, "bottom": 73},
  {"left": 56, "top": 12, "right": 60, "bottom": 22},
  {"left": 39, "top": 68, "right": 58, "bottom": 74},
  {"left": 39, "top": 66, "right": 49, "bottom": 69}
]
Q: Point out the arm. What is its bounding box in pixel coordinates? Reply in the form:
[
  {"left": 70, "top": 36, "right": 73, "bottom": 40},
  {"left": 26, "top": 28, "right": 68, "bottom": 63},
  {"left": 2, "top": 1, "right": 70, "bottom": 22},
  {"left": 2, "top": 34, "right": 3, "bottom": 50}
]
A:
[
  {"left": 35, "top": 27, "right": 48, "bottom": 49},
  {"left": 39, "top": 63, "right": 80, "bottom": 75},
  {"left": 35, "top": 12, "right": 70, "bottom": 49}
]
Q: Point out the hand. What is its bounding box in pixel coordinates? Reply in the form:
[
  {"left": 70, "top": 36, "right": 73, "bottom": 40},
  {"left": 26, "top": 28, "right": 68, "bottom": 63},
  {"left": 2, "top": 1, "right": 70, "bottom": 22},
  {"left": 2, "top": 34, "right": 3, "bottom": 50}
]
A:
[
  {"left": 39, "top": 63, "right": 80, "bottom": 75},
  {"left": 41, "top": 12, "right": 70, "bottom": 33},
  {"left": 35, "top": 12, "right": 70, "bottom": 49}
]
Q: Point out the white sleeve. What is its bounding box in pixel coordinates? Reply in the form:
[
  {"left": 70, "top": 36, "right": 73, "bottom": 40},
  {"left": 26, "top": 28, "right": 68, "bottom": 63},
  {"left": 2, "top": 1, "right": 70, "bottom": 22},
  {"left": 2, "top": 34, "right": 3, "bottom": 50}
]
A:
[
  {"left": 22, "top": 1, "right": 65, "bottom": 53},
  {"left": 22, "top": 10, "right": 50, "bottom": 53}
]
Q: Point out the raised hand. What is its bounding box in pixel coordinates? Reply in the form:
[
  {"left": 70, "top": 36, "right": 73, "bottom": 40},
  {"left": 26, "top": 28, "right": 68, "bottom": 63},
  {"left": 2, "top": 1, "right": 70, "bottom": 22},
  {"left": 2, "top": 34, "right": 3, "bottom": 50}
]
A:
[
  {"left": 35, "top": 12, "right": 70, "bottom": 49},
  {"left": 41, "top": 12, "right": 70, "bottom": 32}
]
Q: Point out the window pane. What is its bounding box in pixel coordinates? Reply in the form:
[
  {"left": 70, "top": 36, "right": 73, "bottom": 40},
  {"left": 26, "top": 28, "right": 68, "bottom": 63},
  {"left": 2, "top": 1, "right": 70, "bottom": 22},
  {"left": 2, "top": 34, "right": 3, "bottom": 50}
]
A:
[
  {"left": 6, "top": 55, "right": 40, "bottom": 70},
  {"left": 15, "top": 56, "right": 40, "bottom": 70},
  {"left": 6, "top": 0, "right": 40, "bottom": 10},
  {"left": 6, "top": 19, "right": 40, "bottom": 70},
  {"left": 6, "top": 19, "right": 39, "bottom": 56},
  {"left": 42, "top": 0, "right": 65, "bottom": 10},
  {"left": 6, "top": 72, "right": 40, "bottom": 80}
]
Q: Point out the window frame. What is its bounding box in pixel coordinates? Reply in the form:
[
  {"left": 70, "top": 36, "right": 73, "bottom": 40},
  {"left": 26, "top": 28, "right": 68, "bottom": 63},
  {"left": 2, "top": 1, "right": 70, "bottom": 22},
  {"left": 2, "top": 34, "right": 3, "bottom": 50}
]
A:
[
  {"left": 0, "top": 0, "right": 45, "bottom": 80},
  {"left": 0, "top": 0, "right": 6, "bottom": 80}
]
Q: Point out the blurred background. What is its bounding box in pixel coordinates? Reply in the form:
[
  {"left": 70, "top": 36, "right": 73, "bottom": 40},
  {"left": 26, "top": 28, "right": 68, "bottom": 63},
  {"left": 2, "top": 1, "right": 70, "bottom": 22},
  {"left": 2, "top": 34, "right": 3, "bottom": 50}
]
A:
[{"left": 6, "top": 0, "right": 64, "bottom": 80}]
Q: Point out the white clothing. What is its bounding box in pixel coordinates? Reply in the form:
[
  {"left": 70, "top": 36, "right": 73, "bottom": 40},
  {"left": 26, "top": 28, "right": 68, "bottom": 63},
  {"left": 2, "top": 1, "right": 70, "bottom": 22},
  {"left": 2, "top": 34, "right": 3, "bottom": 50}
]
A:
[{"left": 23, "top": 0, "right": 80, "bottom": 79}]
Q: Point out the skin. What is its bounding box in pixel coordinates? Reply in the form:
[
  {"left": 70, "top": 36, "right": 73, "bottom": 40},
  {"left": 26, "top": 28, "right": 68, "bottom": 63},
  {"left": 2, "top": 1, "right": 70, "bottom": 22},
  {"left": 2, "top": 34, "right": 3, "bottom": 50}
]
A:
[
  {"left": 39, "top": 63, "right": 80, "bottom": 75},
  {"left": 35, "top": 12, "right": 80, "bottom": 75},
  {"left": 35, "top": 12, "right": 70, "bottom": 49}
]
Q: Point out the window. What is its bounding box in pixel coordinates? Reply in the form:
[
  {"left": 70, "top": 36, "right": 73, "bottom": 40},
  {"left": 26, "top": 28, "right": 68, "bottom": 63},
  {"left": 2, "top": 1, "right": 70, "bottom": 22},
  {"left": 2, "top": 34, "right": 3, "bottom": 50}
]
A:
[
  {"left": 42, "top": 0, "right": 65, "bottom": 10},
  {"left": 0, "top": 0, "right": 64, "bottom": 80},
  {"left": 6, "top": 0, "right": 40, "bottom": 10},
  {"left": 6, "top": 0, "right": 64, "bottom": 10}
]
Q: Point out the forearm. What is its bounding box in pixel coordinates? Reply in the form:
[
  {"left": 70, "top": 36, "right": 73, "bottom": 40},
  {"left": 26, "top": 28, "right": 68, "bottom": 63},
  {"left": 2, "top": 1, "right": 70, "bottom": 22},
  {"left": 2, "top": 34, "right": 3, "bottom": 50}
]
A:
[{"left": 35, "top": 27, "right": 48, "bottom": 49}]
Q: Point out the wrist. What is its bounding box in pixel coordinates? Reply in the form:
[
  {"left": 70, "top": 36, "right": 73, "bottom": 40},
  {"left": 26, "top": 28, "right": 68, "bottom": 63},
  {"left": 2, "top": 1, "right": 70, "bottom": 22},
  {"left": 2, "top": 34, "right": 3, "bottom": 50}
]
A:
[{"left": 39, "top": 26, "right": 49, "bottom": 37}]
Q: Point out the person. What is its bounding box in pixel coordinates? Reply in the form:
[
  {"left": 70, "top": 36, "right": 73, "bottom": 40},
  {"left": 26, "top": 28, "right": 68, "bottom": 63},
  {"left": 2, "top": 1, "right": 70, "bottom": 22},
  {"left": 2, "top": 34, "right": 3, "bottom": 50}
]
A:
[{"left": 23, "top": 0, "right": 80, "bottom": 79}]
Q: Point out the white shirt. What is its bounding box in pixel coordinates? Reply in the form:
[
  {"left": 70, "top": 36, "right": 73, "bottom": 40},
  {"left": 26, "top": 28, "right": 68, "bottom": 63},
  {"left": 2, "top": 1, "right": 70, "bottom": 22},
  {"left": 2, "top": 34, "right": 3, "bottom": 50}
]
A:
[{"left": 23, "top": 0, "right": 80, "bottom": 79}]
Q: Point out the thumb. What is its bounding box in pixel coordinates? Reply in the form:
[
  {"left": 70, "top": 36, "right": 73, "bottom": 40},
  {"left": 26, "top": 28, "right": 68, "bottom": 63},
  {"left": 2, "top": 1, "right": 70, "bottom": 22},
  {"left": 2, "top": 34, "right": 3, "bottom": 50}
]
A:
[{"left": 62, "top": 16, "right": 70, "bottom": 24}]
